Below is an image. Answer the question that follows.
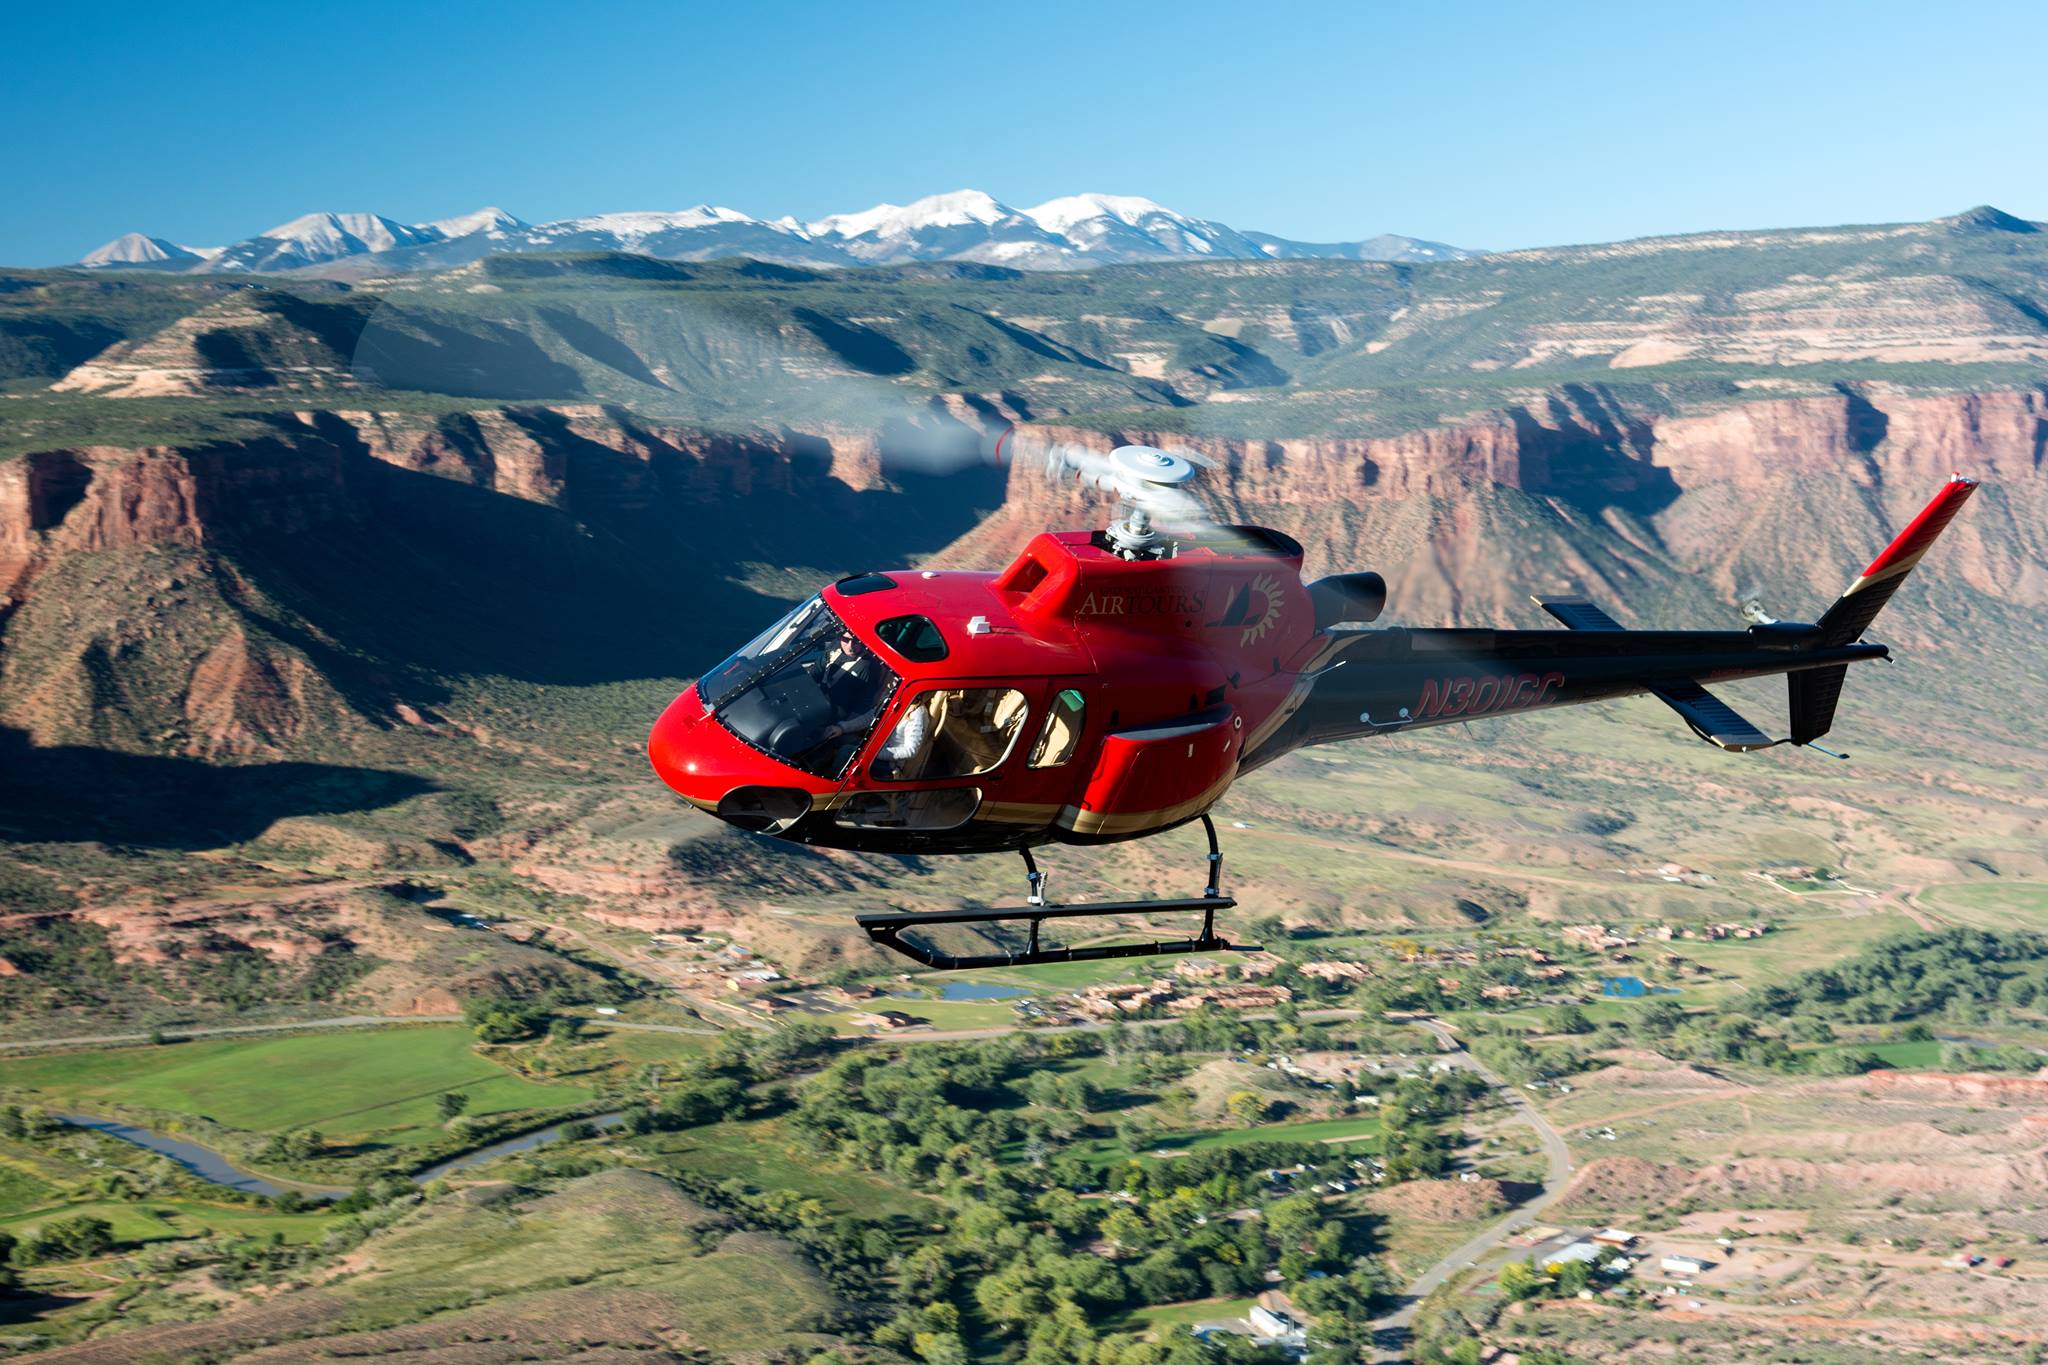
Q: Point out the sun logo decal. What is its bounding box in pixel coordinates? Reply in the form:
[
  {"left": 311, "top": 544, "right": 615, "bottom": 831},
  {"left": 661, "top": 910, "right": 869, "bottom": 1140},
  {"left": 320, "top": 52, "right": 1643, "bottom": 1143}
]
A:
[{"left": 1209, "top": 574, "right": 1284, "bottom": 645}]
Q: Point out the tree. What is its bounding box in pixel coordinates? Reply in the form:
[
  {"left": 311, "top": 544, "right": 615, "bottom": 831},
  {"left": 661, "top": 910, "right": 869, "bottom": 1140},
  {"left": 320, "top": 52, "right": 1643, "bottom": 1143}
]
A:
[
  {"left": 22, "top": 1215, "right": 114, "bottom": 1264},
  {"left": 911, "top": 1331, "right": 969, "bottom": 1365},
  {"left": 660, "top": 1076, "right": 745, "bottom": 1127},
  {"left": 1814, "top": 1048, "right": 1883, "bottom": 1076},
  {"left": 1102, "top": 1206, "right": 1150, "bottom": 1253},
  {"left": 1225, "top": 1090, "right": 1270, "bottom": 1126},
  {"left": 1547, "top": 1003, "right": 1593, "bottom": 1034},
  {"left": 1497, "top": 1259, "right": 1546, "bottom": 1300},
  {"left": 1023, "top": 1299, "right": 1096, "bottom": 1364},
  {"left": 463, "top": 996, "right": 551, "bottom": 1043},
  {"left": 263, "top": 1129, "right": 324, "bottom": 1163},
  {"left": 1554, "top": 1258, "right": 1592, "bottom": 1297},
  {"left": 436, "top": 1091, "right": 470, "bottom": 1122}
]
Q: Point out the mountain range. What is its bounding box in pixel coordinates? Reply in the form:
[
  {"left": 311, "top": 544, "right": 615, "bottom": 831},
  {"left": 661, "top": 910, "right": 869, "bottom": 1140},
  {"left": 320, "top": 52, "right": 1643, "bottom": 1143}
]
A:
[{"left": 75, "top": 190, "right": 1474, "bottom": 275}]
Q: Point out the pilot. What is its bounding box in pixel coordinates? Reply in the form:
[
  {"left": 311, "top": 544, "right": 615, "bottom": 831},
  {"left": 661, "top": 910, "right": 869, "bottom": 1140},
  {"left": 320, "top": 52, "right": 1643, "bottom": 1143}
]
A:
[{"left": 816, "top": 628, "right": 883, "bottom": 744}]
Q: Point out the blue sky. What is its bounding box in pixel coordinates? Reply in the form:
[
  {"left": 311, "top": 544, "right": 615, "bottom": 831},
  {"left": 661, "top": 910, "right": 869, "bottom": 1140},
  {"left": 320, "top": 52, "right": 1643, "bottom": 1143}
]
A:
[{"left": 5, "top": 0, "right": 2044, "bottom": 264}]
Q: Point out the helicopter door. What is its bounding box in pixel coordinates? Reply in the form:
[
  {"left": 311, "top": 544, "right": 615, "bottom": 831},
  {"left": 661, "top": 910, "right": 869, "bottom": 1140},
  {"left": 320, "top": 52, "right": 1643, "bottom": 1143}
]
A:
[{"left": 832, "top": 680, "right": 1049, "bottom": 832}]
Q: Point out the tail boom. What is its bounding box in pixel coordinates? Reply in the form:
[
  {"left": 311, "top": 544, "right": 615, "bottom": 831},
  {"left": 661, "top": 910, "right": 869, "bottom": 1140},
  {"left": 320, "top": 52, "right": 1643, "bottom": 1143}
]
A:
[{"left": 1244, "top": 475, "right": 1977, "bottom": 766}]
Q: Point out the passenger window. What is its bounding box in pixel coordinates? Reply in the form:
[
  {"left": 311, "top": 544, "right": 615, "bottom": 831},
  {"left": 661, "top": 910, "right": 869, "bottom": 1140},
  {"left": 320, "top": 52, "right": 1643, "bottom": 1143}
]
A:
[
  {"left": 871, "top": 688, "right": 1029, "bottom": 781},
  {"left": 1028, "top": 688, "right": 1086, "bottom": 768},
  {"left": 874, "top": 615, "right": 948, "bottom": 662}
]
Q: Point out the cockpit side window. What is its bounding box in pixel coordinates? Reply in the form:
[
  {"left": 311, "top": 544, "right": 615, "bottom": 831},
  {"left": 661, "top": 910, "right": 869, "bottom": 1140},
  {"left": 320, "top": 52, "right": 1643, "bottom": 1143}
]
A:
[
  {"left": 704, "top": 598, "right": 899, "bottom": 780},
  {"left": 874, "top": 615, "right": 948, "bottom": 663},
  {"left": 1028, "top": 688, "right": 1086, "bottom": 768},
  {"left": 871, "top": 688, "right": 1029, "bottom": 782}
]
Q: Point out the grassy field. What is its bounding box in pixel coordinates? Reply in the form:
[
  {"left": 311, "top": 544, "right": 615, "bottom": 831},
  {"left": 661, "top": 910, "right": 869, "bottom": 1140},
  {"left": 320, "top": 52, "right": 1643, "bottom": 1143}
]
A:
[
  {"left": 1660, "top": 909, "right": 1925, "bottom": 994},
  {"left": 1922, "top": 881, "right": 2048, "bottom": 931},
  {"left": 629, "top": 1116, "right": 936, "bottom": 1225},
  {"left": 1107, "top": 1295, "right": 1259, "bottom": 1332},
  {"left": 1036, "top": 1113, "right": 1385, "bottom": 1168},
  {"left": 10, "top": 1168, "right": 856, "bottom": 1359},
  {"left": 0, "top": 1195, "right": 340, "bottom": 1246},
  {"left": 579, "top": 1025, "right": 715, "bottom": 1068},
  {"left": 0, "top": 1027, "right": 590, "bottom": 1144}
]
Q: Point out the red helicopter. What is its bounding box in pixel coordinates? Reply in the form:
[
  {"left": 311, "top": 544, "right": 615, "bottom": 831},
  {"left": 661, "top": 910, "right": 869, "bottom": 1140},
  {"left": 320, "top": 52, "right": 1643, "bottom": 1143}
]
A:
[{"left": 648, "top": 433, "right": 1978, "bottom": 970}]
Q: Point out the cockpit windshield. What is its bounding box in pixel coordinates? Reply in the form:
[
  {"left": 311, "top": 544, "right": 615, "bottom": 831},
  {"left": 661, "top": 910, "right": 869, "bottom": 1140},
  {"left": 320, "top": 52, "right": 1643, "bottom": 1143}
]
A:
[{"left": 699, "top": 597, "right": 898, "bottom": 780}]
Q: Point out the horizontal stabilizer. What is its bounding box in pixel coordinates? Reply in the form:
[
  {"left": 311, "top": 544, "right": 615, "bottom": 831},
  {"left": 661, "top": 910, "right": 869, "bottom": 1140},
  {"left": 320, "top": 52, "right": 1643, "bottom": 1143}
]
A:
[
  {"left": 1534, "top": 594, "right": 1624, "bottom": 631},
  {"left": 1649, "top": 679, "right": 1778, "bottom": 751}
]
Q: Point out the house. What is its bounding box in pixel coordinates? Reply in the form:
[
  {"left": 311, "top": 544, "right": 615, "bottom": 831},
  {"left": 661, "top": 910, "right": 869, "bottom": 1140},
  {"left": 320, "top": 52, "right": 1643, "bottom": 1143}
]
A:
[
  {"left": 1174, "top": 957, "right": 1231, "bottom": 981},
  {"left": 867, "top": 1010, "right": 918, "bottom": 1029},
  {"left": 1545, "top": 1241, "right": 1603, "bottom": 1267},
  {"left": 1481, "top": 983, "right": 1522, "bottom": 1001},
  {"left": 1592, "top": 1228, "right": 1637, "bottom": 1249},
  {"left": 748, "top": 995, "right": 797, "bottom": 1013},
  {"left": 1563, "top": 924, "right": 1637, "bottom": 952},
  {"left": 1300, "top": 960, "right": 1372, "bottom": 982},
  {"left": 1661, "top": 1255, "right": 1709, "bottom": 1276},
  {"left": 1075, "top": 982, "right": 1178, "bottom": 1017},
  {"left": 1248, "top": 1305, "right": 1304, "bottom": 1340},
  {"left": 1169, "top": 985, "right": 1293, "bottom": 1012},
  {"left": 834, "top": 983, "right": 880, "bottom": 1001}
]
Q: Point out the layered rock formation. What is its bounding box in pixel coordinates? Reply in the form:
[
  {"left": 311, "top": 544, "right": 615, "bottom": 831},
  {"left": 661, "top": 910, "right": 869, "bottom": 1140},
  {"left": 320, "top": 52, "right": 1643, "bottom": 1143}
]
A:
[
  {"left": 5, "top": 381, "right": 2041, "bottom": 762},
  {"left": 955, "top": 385, "right": 2047, "bottom": 634}
]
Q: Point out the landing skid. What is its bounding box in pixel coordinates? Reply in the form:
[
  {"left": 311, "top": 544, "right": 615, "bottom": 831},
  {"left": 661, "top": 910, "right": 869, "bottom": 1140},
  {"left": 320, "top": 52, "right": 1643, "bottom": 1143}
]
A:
[{"left": 856, "top": 815, "right": 1258, "bottom": 971}]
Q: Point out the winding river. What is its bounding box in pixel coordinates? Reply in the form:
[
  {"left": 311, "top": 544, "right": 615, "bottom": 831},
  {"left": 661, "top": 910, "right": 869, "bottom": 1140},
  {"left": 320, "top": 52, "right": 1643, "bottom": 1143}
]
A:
[
  {"left": 58, "top": 1110, "right": 626, "bottom": 1198},
  {"left": 54, "top": 1114, "right": 338, "bottom": 1198}
]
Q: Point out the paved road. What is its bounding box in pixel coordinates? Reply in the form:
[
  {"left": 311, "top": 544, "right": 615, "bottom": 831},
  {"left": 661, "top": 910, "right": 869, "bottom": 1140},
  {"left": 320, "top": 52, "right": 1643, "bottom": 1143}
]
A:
[
  {"left": 0, "top": 1015, "right": 734, "bottom": 1054},
  {"left": 0, "top": 1014, "right": 467, "bottom": 1052},
  {"left": 0, "top": 1004, "right": 1368, "bottom": 1054},
  {"left": 1370, "top": 1017, "right": 1576, "bottom": 1359}
]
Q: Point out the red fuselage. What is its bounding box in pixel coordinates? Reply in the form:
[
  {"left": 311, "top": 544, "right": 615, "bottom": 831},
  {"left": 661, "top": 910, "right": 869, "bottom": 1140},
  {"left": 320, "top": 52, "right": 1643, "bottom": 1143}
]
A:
[{"left": 649, "top": 526, "right": 1320, "bottom": 852}]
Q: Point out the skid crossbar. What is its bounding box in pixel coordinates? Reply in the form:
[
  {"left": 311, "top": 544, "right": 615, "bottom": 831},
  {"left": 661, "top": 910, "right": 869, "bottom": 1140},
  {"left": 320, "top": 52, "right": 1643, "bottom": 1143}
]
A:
[{"left": 857, "top": 896, "right": 1249, "bottom": 971}]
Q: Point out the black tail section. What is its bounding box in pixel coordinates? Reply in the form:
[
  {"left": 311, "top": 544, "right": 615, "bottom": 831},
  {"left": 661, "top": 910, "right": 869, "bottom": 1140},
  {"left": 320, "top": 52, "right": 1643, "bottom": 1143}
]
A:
[{"left": 1788, "top": 663, "right": 1849, "bottom": 745}]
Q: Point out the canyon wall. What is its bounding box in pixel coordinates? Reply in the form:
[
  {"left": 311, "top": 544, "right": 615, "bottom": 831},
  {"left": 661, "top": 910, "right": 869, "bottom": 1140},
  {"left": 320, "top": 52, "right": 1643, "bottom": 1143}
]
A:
[{"left": 3, "top": 385, "right": 2043, "bottom": 756}]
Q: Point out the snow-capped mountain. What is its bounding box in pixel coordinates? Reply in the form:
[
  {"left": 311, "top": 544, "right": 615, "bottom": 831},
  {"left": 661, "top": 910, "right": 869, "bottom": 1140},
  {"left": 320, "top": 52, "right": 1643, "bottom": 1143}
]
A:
[
  {"left": 204, "top": 212, "right": 446, "bottom": 273},
  {"left": 77, "top": 191, "right": 1477, "bottom": 275},
  {"left": 805, "top": 190, "right": 1068, "bottom": 266},
  {"left": 519, "top": 207, "right": 844, "bottom": 265},
  {"left": 1023, "top": 193, "right": 1271, "bottom": 262},
  {"left": 78, "top": 233, "right": 223, "bottom": 270}
]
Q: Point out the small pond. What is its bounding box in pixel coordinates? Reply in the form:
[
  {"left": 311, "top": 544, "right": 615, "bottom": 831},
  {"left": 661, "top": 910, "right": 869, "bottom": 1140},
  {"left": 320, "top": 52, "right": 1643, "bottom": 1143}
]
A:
[
  {"left": 938, "top": 981, "right": 1032, "bottom": 1002},
  {"left": 1600, "top": 976, "right": 1681, "bottom": 999}
]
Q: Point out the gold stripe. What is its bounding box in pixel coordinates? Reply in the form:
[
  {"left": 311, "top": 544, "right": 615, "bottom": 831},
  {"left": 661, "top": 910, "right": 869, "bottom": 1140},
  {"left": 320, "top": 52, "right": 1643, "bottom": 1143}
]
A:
[
  {"left": 977, "top": 800, "right": 1061, "bottom": 825},
  {"left": 1845, "top": 549, "right": 1928, "bottom": 595},
  {"left": 1057, "top": 767, "right": 1239, "bottom": 837}
]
